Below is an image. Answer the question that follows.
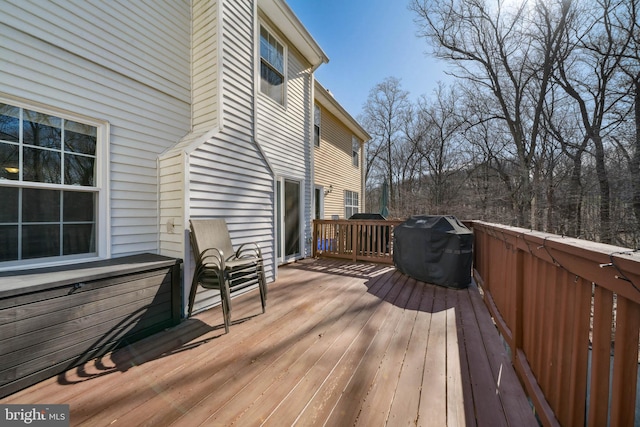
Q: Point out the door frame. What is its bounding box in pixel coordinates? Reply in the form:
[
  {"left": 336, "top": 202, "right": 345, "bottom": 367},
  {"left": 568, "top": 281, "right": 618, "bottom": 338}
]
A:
[
  {"left": 275, "top": 176, "right": 303, "bottom": 265},
  {"left": 314, "top": 184, "right": 324, "bottom": 220}
]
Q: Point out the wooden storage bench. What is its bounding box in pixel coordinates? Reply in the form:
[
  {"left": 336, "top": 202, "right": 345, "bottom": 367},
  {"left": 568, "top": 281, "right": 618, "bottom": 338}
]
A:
[{"left": 0, "top": 253, "right": 182, "bottom": 398}]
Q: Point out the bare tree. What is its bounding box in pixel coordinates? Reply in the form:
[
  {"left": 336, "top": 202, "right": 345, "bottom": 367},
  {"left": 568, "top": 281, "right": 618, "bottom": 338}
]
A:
[
  {"left": 410, "top": 0, "right": 572, "bottom": 227},
  {"left": 540, "top": 82, "right": 590, "bottom": 237},
  {"left": 609, "top": 0, "right": 640, "bottom": 234},
  {"left": 354, "top": 0, "right": 637, "bottom": 240},
  {"left": 554, "top": 0, "right": 634, "bottom": 243},
  {"left": 413, "top": 84, "right": 470, "bottom": 214},
  {"left": 461, "top": 97, "right": 520, "bottom": 224},
  {"left": 361, "top": 77, "right": 411, "bottom": 214}
]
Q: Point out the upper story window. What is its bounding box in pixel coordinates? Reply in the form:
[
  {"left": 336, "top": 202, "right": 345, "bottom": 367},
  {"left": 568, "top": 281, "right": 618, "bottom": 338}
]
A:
[
  {"left": 260, "top": 25, "right": 285, "bottom": 105},
  {"left": 314, "top": 104, "right": 321, "bottom": 147},
  {"left": 0, "top": 100, "right": 106, "bottom": 268},
  {"left": 352, "top": 136, "right": 359, "bottom": 167}
]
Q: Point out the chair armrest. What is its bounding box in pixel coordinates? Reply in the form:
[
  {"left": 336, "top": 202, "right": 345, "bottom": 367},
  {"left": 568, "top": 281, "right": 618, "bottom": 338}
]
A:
[
  {"left": 198, "top": 247, "right": 226, "bottom": 271},
  {"left": 235, "top": 242, "right": 263, "bottom": 260}
]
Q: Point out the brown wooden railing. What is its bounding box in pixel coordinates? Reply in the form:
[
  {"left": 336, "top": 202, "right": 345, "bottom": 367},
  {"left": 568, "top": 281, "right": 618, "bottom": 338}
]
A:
[
  {"left": 469, "top": 221, "right": 640, "bottom": 427},
  {"left": 312, "top": 219, "right": 403, "bottom": 264}
]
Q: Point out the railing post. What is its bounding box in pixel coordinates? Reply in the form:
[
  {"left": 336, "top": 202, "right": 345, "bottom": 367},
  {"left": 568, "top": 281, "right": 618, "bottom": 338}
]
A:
[
  {"left": 482, "top": 226, "right": 491, "bottom": 293},
  {"left": 312, "top": 220, "right": 317, "bottom": 258}
]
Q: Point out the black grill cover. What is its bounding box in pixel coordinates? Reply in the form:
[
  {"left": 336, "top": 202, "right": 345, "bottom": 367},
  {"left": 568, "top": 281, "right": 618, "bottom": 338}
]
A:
[
  {"left": 349, "top": 213, "right": 387, "bottom": 220},
  {"left": 393, "top": 215, "right": 473, "bottom": 288}
]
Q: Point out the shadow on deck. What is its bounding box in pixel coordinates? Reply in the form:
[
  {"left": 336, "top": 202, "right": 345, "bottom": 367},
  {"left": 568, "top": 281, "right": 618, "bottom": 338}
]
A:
[{"left": 2, "top": 259, "right": 538, "bottom": 426}]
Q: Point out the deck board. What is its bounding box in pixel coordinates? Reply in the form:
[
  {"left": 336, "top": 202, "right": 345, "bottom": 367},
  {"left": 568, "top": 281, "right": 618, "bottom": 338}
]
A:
[
  {"left": 459, "top": 284, "right": 510, "bottom": 427},
  {"left": 2, "top": 259, "right": 538, "bottom": 426},
  {"left": 354, "top": 276, "right": 419, "bottom": 426},
  {"left": 259, "top": 271, "right": 397, "bottom": 426},
  {"left": 419, "top": 284, "right": 449, "bottom": 427},
  {"left": 386, "top": 281, "right": 432, "bottom": 426},
  {"left": 446, "top": 289, "right": 466, "bottom": 427}
]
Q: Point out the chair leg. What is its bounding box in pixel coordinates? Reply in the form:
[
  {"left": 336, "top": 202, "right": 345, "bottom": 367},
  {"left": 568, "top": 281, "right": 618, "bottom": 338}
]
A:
[
  {"left": 258, "top": 265, "right": 267, "bottom": 313},
  {"left": 220, "top": 290, "right": 230, "bottom": 334},
  {"left": 187, "top": 275, "right": 200, "bottom": 317},
  {"left": 259, "top": 286, "right": 266, "bottom": 313},
  {"left": 221, "top": 277, "right": 232, "bottom": 333}
]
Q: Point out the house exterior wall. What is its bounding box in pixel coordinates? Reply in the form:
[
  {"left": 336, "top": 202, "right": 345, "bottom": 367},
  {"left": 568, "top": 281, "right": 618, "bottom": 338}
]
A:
[
  {"left": 159, "top": 0, "right": 222, "bottom": 276},
  {"left": 256, "top": 17, "right": 314, "bottom": 258},
  {"left": 314, "top": 104, "right": 364, "bottom": 218},
  {"left": 160, "top": 0, "right": 325, "bottom": 314},
  {"left": 1, "top": 0, "right": 192, "bottom": 262},
  {"left": 164, "top": 0, "right": 276, "bottom": 314},
  {"left": 192, "top": 0, "right": 220, "bottom": 135},
  {"left": 3, "top": 0, "right": 325, "bottom": 316},
  {"left": 187, "top": 132, "right": 273, "bottom": 313},
  {"left": 159, "top": 151, "right": 187, "bottom": 260}
]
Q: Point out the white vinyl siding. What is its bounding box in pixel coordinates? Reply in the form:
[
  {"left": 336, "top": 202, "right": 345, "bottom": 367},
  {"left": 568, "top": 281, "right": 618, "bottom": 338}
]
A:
[
  {"left": 158, "top": 152, "right": 185, "bottom": 260},
  {"left": 188, "top": 131, "right": 273, "bottom": 314},
  {"left": 1, "top": 1, "right": 191, "bottom": 261},
  {"left": 1, "top": 0, "right": 190, "bottom": 103},
  {"left": 179, "top": 0, "right": 275, "bottom": 314},
  {"left": 313, "top": 105, "right": 364, "bottom": 219},
  {"left": 221, "top": 0, "right": 255, "bottom": 136},
  {"left": 256, "top": 37, "right": 313, "bottom": 256},
  {"left": 192, "top": 0, "right": 220, "bottom": 134},
  {"left": 159, "top": 0, "right": 219, "bottom": 264},
  {"left": 213, "top": 0, "right": 275, "bottom": 272}
]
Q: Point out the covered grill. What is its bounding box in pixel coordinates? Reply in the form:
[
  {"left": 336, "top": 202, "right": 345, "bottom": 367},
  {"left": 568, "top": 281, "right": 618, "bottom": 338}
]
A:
[
  {"left": 348, "top": 213, "right": 387, "bottom": 220},
  {"left": 393, "top": 215, "right": 473, "bottom": 289}
]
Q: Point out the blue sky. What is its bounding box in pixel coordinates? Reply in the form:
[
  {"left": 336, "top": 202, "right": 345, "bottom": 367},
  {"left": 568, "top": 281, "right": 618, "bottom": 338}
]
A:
[{"left": 286, "top": 0, "right": 453, "bottom": 118}]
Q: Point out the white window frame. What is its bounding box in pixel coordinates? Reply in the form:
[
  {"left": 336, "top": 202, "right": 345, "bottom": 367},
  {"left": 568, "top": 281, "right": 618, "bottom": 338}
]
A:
[
  {"left": 258, "top": 23, "right": 287, "bottom": 106},
  {"left": 345, "top": 190, "right": 359, "bottom": 219},
  {"left": 0, "top": 95, "right": 109, "bottom": 271},
  {"left": 314, "top": 104, "right": 321, "bottom": 147},
  {"left": 352, "top": 136, "right": 360, "bottom": 167}
]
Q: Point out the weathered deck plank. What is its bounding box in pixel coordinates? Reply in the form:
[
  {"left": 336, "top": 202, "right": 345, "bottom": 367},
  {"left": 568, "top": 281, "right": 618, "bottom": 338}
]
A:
[
  {"left": 321, "top": 271, "right": 410, "bottom": 426},
  {"left": 418, "top": 284, "right": 449, "bottom": 427},
  {"left": 2, "top": 259, "right": 538, "bottom": 427},
  {"left": 386, "top": 282, "right": 433, "bottom": 426},
  {"left": 257, "top": 269, "right": 397, "bottom": 426},
  {"left": 282, "top": 270, "right": 400, "bottom": 426},
  {"left": 354, "top": 277, "right": 420, "bottom": 426}
]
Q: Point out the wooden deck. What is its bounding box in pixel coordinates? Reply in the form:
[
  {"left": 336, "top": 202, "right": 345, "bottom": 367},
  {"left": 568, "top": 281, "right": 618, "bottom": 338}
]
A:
[{"left": 2, "top": 259, "right": 538, "bottom": 426}]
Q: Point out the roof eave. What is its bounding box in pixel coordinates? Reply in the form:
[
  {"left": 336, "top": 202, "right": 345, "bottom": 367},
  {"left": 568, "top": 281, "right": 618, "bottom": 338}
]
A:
[
  {"left": 314, "top": 80, "right": 371, "bottom": 142},
  {"left": 258, "top": 0, "right": 329, "bottom": 69}
]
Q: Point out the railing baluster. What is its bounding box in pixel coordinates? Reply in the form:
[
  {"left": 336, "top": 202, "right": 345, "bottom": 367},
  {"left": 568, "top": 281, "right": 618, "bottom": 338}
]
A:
[
  {"left": 514, "top": 249, "right": 524, "bottom": 364},
  {"left": 567, "top": 277, "right": 591, "bottom": 427},
  {"left": 588, "top": 285, "right": 614, "bottom": 427},
  {"left": 554, "top": 269, "right": 571, "bottom": 424},
  {"left": 351, "top": 223, "right": 357, "bottom": 262},
  {"left": 610, "top": 295, "right": 640, "bottom": 427}
]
